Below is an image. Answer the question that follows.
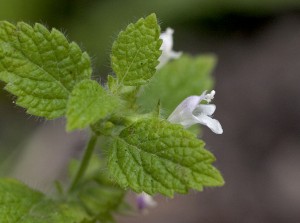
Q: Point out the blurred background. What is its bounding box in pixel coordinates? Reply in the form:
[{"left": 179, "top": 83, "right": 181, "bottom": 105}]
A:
[{"left": 0, "top": 0, "right": 300, "bottom": 222}]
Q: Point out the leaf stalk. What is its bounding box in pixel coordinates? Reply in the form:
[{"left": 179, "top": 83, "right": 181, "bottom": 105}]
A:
[{"left": 68, "top": 134, "right": 98, "bottom": 192}]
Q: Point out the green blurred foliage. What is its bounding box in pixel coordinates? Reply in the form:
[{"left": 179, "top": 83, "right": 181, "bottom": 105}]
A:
[
  {"left": 1, "top": 0, "right": 300, "bottom": 72},
  {"left": 0, "top": 0, "right": 299, "bottom": 74},
  {"left": 137, "top": 54, "right": 215, "bottom": 116},
  {"left": 66, "top": 0, "right": 300, "bottom": 70}
]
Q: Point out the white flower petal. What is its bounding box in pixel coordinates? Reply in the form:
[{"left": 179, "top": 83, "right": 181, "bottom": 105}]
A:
[
  {"left": 160, "top": 28, "right": 174, "bottom": 52},
  {"left": 176, "top": 115, "right": 198, "bottom": 128},
  {"left": 136, "top": 192, "right": 157, "bottom": 211},
  {"left": 194, "top": 114, "right": 223, "bottom": 134},
  {"left": 168, "top": 50, "right": 182, "bottom": 59},
  {"left": 157, "top": 27, "right": 181, "bottom": 69},
  {"left": 168, "top": 95, "right": 203, "bottom": 124},
  {"left": 168, "top": 90, "right": 223, "bottom": 134},
  {"left": 194, "top": 104, "right": 216, "bottom": 116}
]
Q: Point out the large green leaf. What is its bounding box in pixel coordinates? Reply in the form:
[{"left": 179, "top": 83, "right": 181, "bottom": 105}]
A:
[
  {"left": 108, "top": 118, "right": 224, "bottom": 197},
  {"left": 0, "top": 179, "right": 88, "bottom": 223},
  {"left": 0, "top": 21, "right": 91, "bottom": 119},
  {"left": 137, "top": 54, "right": 216, "bottom": 116},
  {"left": 111, "top": 13, "right": 162, "bottom": 87}
]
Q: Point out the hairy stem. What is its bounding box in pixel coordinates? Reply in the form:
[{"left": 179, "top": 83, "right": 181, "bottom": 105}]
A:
[{"left": 68, "top": 134, "right": 97, "bottom": 192}]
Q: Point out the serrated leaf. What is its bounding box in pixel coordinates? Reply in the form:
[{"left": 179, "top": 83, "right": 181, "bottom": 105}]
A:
[
  {"left": 111, "top": 13, "right": 162, "bottom": 86},
  {"left": 108, "top": 118, "right": 224, "bottom": 197},
  {"left": 137, "top": 54, "right": 216, "bottom": 116},
  {"left": 0, "top": 21, "right": 91, "bottom": 119},
  {"left": 66, "top": 80, "right": 121, "bottom": 131},
  {"left": 0, "top": 179, "right": 88, "bottom": 223}
]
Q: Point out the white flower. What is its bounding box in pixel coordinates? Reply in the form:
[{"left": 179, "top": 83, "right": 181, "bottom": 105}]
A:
[
  {"left": 136, "top": 192, "right": 157, "bottom": 212},
  {"left": 168, "top": 90, "right": 223, "bottom": 134},
  {"left": 157, "top": 28, "right": 182, "bottom": 69}
]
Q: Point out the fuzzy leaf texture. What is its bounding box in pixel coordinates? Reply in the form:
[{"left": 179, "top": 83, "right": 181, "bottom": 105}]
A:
[
  {"left": 0, "top": 179, "right": 88, "bottom": 223},
  {"left": 66, "top": 80, "right": 120, "bottom": 131},
  {"left": 108, "top": 118, "right": 224, "bottom": 197},
  {"left": 138, "top": 54, "right": 216, "bottom": 116},
  {"left": 0, "top": 21, "right": 91, "bottom": 119},
  {"left": 111, "top": 13, "right": 162, "bottom": 86}
]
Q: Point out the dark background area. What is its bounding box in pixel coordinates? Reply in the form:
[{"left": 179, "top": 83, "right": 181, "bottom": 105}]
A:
[{"left": 0, "top": 1, "right": 300, "bottom": 222}]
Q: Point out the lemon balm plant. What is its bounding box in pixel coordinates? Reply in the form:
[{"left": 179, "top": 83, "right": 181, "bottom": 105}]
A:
[{"left": 0, "top": 14, "right": 224, "bottom": 222}]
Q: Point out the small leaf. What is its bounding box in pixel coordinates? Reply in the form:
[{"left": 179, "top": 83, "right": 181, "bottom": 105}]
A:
[
  {"left": 0, "top": 21, "right": 92, "bottom": 119},
  {"left": 138, "top": 54, "right": 216, "bottom": 116},
  {"left": 0, "top": 179, "right": 88, "bottom": 223},
  {"left": 108, "top": 118, "right": 224, "bottom": 197},
  {"left": 111, "top": 13, "right": 162, "bottom": 86},
  {"left": 66, "top": 80, "right": 121, "bottom": 131}
]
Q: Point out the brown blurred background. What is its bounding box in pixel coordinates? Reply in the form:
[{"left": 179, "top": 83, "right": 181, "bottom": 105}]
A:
[{"left": 0, "top": 0, "right": 300, "bottom": 222}]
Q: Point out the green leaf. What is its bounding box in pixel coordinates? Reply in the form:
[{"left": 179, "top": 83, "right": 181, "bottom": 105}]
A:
[
  {"left": 0, "top": 178, "right": 88, "bottom": 223},
  {"left": 108, "top": 118, "right": 224, "bottom": 197},
  {"left": 137, "top": 54, "right": 216, "bottom": 116},
  {"left": 0, "top": 21, "right": 92, "bottom": 119},
  {"left": 66, "top": 80, "right": 121, "bottom": 131},
  {"left": 111, "top": 13, "right": 162, "bottom": 86}
]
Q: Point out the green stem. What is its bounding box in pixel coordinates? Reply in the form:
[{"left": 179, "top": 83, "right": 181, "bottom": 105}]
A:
[{"left": 68, "top": 134, "right": 97, "bottom": 192}]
